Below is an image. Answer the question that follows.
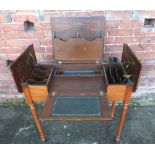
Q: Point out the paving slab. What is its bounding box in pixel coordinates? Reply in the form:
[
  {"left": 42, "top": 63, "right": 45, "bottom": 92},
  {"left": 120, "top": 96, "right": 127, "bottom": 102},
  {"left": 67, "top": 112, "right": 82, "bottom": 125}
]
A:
[{"left": 0, "top": 105, "right": 155, "bottom": 144}]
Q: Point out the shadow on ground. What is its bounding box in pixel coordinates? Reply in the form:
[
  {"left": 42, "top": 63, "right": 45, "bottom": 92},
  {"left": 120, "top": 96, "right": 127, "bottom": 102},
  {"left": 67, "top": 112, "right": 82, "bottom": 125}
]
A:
[{"left": 0, "top": 105, "right": 155, "bottom": 144}]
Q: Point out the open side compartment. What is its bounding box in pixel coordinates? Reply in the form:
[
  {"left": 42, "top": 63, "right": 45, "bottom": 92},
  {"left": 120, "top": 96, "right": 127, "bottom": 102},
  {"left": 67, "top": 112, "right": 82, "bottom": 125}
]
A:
[
  {"left": 103, "top": 62, "right": 133, "bottom": 101},
  {"left": 23, "top": 64, "right": 54, "bottom": 102},
  {"left": 10, "top": 44, "right": 54, "bottom": 102}
]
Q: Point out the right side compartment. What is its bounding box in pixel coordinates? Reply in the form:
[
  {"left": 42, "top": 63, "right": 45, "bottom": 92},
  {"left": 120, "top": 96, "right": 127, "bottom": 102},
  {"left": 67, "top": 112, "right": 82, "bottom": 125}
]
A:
[{"left": 103, "top": 43, "right": 142, "bottom": 101}]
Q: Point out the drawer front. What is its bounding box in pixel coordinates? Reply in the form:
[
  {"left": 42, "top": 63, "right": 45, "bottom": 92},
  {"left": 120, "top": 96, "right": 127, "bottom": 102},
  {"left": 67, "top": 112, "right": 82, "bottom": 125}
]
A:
[
  {"left": 28, "top": 85, "right": 48, "bottom": 102},
  {"left": 107, "top": 85, "right": 127, "bottom": 101}
]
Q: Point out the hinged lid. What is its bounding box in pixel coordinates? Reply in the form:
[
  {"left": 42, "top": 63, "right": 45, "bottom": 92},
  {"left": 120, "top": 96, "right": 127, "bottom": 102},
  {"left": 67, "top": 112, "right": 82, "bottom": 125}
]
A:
[
  {"left": 121, "top": 43, "right": 142, "bottom": 92},
  {"left": 10, "top": 44, "right": 37, "bottom": 92},
  {"left": 50, "top": 16, "right": 105, "bottom": 63}
]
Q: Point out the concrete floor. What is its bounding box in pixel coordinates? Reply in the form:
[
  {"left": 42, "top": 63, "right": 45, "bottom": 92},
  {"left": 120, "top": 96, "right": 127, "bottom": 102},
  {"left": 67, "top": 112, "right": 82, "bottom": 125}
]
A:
[{"left": 0, "top": 105, "right": 155, "bottom": 144}]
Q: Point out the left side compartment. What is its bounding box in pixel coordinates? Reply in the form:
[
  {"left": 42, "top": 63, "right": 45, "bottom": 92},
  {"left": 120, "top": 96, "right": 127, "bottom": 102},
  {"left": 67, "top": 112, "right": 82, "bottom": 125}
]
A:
[{"left": 9, "top": 44, "right": 54, "bottom": 103}]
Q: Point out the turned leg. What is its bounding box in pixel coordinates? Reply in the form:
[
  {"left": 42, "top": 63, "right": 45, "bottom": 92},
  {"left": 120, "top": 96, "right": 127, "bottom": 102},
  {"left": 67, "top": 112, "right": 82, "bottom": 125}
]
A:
[
  {"left": 22, "top": 86, "right": 46, "bottom": 142},
  {"left": 115, "top": 86, "right": 132, "bottom": 142},
  {"left": 111, "top": 101, "right": 116, "bottom": 118}
]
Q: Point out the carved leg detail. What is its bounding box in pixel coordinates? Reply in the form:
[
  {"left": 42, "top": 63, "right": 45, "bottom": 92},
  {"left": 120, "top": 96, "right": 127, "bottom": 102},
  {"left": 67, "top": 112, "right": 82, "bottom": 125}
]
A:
[
  {"left": 29, "top": 104, "right": 46, "bottom": 142},
  {"left": 115, "top": 86, "right": 132, "bottom": 142},
  {"left": 22, "top": 86, "right": 46, "bottom": 142},
  {"left": 111, "top": 101, "right": 116, "bottom": 118},
  {"left": 115, "top": 102, "right": 129, "bottom": 142}
]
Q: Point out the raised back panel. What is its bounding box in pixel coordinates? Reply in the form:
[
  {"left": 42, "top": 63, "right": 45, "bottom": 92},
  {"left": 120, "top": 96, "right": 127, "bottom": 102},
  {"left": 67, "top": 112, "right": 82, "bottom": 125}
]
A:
[
  {"left": 51, "top": 16, "right": 105, "bottom": 62},
  {"left": 121, "top": 43, "right": 142, "bottom": 92},
  {"left": 10, "top": 44, "right": 37, "bottom": 92}
]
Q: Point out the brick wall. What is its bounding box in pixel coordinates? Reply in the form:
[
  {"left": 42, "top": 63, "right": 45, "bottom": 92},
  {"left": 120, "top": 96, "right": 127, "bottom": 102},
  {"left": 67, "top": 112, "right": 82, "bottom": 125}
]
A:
[{"left": 0, "top": 10, "right": 155, "bottom": 99}]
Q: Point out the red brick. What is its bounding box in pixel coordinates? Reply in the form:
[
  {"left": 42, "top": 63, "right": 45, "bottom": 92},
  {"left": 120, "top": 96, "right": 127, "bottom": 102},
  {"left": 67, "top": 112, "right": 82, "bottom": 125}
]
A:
[
  {"left": 104, "top": 37, "right": 115, "bottom": 44},
  {"left": 150, "top": 45, "right": 155, "bottom": 50},
  {"left": 138, "top": 36, "right": 155, "bottom": 44},
  {"left": 119, "top": 20, "right": 143, "bottom": 28},
  {"left": 130, "top": 44, "right": 152, "bottom": 51},
  {"left": 108, "top": 28, "right": 133, "bottom": 36},
  {"left": 45, "top": 46, "right": 53, "bottom": 53},
  {"left": 141, "top": 70, "right": 155, "bottom": 77},
  {"left": 139, "top": 77, "right": 155, "bottom": 86},
  {"left": 41, "top": 39, "right": 52, "bottom": 46},
  {"left": 5, "top": 39, "right": 30, "bottom": 47},
  {"left": 0, "top": 61, "right": 6, "bottom": 67},
  {"left": 105, "top": 11, "right": 132, "bottom": 20},
  {"left": 105, "top": 44, "right": 123, "bottom": 52},
  {"left": 35, "top": 23, "right": 51, "bottom": 30},
  {"left": 134, "top": 28, "right": 155, "bottom": 36},
  {"left": 135, "top": 51, "right": 155, "bottom": 59},
  {"left": 105, "top": 20, "right": 120, "bottom": 28},
  {"left": 44, "top": 30, "right": 52, "bottom": 38},
  {"left": 134, "top": 11, "right": 155, "bottom": 18},
  {"left": 1, "top": 47, "right": 23, "bottom": 54},
  {"left": 12, "top": 14, "right": 38, "bottom": 23},
  {"left": 20, "top": 31, "right": 45, "bottom": 39},
  {"left": 40, "top": 53, "right": 53, "bottom": 61},
  {"left": 0, "top": 24, "right": 24, "bottom": 32},
  {"left": 0, "top": 39, "right": 6, "bottom": 46},
  {"left": 114, "top": 37, "right": 134, "bottom": 44},
  {"left": 0, "top": 15, "right": 6, "bottom": 23},
  {"left": 29, "top": 40, "right": 41, "bottom": 46},
  {"left": 15, "top": 10, "right": 36, "bottom": 14},
  {"left": 47, "top": 12, "right": 64, "bottom": 18},
  {"left": 91, "top": 11, "right": 104, "bottom": 16},
  {"left": 5, "top": 54, "right": 19, "bottom": 60},
  {"left": 34, "top": 47, "right": 46, "bottom": 54},
  {"left": 1, "top": 32, "right": 20, "bottom": 39},
  {"left": 63, "top": 11, "right": 90, "bottom": 17}
]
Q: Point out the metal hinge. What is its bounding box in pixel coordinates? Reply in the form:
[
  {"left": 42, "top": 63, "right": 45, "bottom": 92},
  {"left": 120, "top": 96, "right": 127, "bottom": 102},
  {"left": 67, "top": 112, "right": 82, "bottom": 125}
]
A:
[
  {"left": 52, "top": 92, "right": 56, "bottom": 96},
  {"left": 100, "top": 91, "right": 104, "bottom": 96},
  {"left": 58, "top": 61, "right": 62, "bottom": 64}
]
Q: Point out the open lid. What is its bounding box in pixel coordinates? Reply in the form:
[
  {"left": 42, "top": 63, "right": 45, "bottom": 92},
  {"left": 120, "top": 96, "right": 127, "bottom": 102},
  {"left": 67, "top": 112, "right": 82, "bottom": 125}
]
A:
[
  {"left": 10, "top": 45, "right": 37, "bottom": 93},
  {"left": 121, "top": 43, "right": 142, "bottom": 92},
  {"left": 50, "top": 16, "right": 105, "bottom": 62}
]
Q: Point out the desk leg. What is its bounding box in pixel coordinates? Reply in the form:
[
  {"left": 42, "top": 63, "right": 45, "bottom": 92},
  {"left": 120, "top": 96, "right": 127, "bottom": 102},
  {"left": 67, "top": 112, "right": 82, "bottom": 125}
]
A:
[
  {"left": 23, "top": 86, "right": 46, "bottom": 142},
  {"left": 111, "top": 101, "right": 116, "bottom": 118},
  {"left": 115, "top": 86, "right": 132, "bottom": 142}
]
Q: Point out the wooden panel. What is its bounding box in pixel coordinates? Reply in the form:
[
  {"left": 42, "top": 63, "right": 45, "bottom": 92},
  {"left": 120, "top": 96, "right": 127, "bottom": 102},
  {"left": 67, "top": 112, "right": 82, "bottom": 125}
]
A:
[
  {"left": 49, "top": 75, "right": 105, "bottom": 94},
  {"left": 53, "top": 39, "right": 102, "bottom": 61},
  {"left": 107, "top": 85, "right": 127, "bottom": 101},
  {"left": 28, "top": 85, "right": 48, "bottom": 102},
  {"left": 51, "top": 16, "right": 104, "bottom": 40},
  {"left": 51, "top": 16, "right": 105, "bottom": 61},
  {"left": 121, "top": 44, "right": 142, "bottom": 92},
  {"left": 10, "top": 44, "right": 37, "bottom": 92}
]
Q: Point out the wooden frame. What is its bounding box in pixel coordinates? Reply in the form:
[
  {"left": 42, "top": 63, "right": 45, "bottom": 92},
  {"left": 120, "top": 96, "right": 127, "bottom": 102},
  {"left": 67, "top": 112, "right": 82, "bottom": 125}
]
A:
[{"left": 8, "top": 16, "right": 142, "bottom": 143}]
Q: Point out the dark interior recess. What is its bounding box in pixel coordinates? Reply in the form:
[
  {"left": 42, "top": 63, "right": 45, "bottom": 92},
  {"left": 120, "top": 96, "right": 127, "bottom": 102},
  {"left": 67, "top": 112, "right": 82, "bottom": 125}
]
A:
[
  {"left": 144, "top": 18, "right": 155, "bottom": 28},
  {"left": 24, "top": 20, "right": 36, "bottom": 32},
  {"left": 104, "top": 63, "right": 131, "bottom": 85}
]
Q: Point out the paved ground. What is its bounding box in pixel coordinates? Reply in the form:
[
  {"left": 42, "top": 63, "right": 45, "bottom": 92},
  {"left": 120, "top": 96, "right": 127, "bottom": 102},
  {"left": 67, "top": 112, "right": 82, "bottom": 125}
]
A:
[{"left": 0, "top": 105, "right": 155, "bottom": 144}]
